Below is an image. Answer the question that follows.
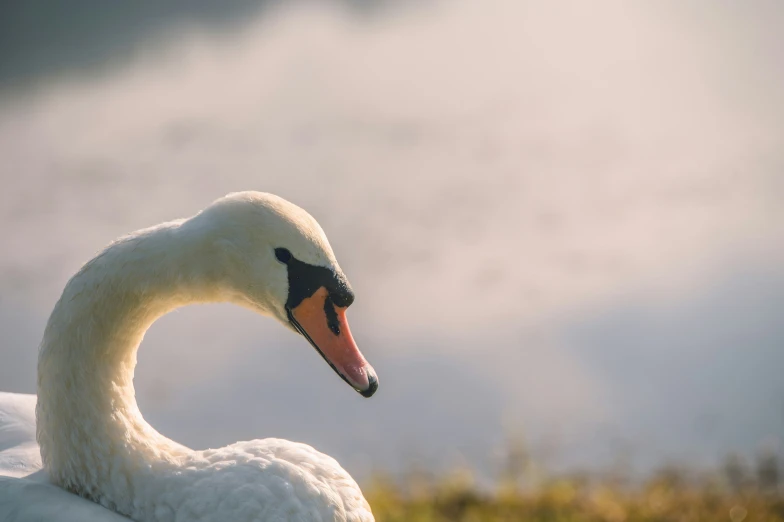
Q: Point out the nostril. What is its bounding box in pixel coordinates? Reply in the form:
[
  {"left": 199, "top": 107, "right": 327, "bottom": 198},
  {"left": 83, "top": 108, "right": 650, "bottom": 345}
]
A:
[{"left": 323, "top": 295, "right": 341, "bottom": 336}]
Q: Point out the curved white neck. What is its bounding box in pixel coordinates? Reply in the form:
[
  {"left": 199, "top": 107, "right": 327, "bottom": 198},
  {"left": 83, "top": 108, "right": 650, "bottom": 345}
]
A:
[{"left": 36, "top": 220, "right": 233, "bottom": 501}]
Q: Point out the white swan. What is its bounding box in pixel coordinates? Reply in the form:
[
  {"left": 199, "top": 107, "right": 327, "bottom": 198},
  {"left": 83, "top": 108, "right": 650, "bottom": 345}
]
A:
[{"left": 0, "top": 192, "right": 378, "bottom": 522}]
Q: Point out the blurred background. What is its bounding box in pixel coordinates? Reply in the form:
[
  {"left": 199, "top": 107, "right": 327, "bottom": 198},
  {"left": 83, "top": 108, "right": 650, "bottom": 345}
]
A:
[{"left": 1, "top": 0, "right": 783, "bottom": 493}]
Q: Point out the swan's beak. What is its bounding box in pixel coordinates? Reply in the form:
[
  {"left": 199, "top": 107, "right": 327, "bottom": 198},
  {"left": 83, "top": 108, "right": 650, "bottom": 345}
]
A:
[{"left": 288, "top": 287, "right": 378, "bottom": 398}]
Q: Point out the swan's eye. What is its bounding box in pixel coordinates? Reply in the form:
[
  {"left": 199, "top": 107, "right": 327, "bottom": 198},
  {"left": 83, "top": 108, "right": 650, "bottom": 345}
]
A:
[{"left": 274, "top": 248, "right": 292, "bottom": 264}]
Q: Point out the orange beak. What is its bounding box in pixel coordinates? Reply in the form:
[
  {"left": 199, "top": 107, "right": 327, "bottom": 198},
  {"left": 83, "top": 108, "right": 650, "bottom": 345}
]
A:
[{"left": 288, "top": 287, "right": 378, "bottom": 397}]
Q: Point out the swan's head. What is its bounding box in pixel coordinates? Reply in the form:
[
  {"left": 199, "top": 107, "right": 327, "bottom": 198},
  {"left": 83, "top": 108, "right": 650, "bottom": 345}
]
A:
[{"left": 186, "top": 191, "right": 377, "bottom": 398}]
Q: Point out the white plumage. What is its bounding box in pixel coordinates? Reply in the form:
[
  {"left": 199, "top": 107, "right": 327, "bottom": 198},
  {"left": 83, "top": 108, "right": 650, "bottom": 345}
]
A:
[{"left": 0, "top": 192, "right": 375, "bottom": 522}]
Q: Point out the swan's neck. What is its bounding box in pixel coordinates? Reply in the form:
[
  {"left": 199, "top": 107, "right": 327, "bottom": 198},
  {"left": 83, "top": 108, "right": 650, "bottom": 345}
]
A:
[{"left": 36, "top": 220, "right": 232, "bottom": 505}]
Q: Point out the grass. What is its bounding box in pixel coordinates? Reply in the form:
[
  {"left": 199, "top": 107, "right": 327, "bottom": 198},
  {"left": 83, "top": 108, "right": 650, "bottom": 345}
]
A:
[{"left": 364, "top": 450, "right": 783, "bottom": 521}]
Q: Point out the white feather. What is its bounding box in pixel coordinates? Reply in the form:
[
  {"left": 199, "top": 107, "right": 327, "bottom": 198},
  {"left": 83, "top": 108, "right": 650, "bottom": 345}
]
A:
[{"left": 0, "top": 192, "right": 374, "bottom": 522}]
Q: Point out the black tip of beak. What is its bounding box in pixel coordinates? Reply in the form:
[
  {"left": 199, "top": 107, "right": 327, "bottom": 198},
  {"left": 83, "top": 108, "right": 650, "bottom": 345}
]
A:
[{"left": 359, "top": 373, "right": 378, "bottom": 398}]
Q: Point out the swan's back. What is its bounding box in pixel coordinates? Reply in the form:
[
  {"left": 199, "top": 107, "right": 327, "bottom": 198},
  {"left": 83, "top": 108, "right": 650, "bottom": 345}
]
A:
[
  {"left": 0, "top": 392, "right": 39, "bottom": 479},
  {"left": 152, "top": 440, "right": 372, "bottom": 522},
  {"left": 0, "top": 394, "right": 372, "bottom": 522}
]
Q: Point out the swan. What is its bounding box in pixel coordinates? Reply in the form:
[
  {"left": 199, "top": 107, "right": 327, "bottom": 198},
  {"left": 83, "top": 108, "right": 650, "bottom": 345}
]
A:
[{"left": 0, "top": 192, "right": 378, "bottom": 522}]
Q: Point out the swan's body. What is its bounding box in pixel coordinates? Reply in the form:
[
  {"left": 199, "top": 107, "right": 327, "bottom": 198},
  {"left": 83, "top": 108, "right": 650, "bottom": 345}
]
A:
[
  {"left": 0, "top": 192, "right": 377, "bottom": 522},
  {"left": 1, "top": 392, "right": 131, "bottom": 521}
]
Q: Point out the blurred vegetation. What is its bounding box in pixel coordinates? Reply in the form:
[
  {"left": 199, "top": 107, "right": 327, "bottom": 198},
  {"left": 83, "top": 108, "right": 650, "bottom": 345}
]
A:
[{"left": 365, "top": 439, "right": 783, "bottom": 522}]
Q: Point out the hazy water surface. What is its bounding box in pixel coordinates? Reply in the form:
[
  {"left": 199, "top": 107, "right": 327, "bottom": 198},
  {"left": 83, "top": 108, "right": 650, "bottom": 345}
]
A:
[{"left": 1, "top": 0, "right": 783, "bottom": 480}]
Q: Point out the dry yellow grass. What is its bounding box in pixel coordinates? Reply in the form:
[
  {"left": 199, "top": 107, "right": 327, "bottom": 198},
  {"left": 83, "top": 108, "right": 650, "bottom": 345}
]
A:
[{"left": 365, "top": 459, "right": 783, "bottom": 522}]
